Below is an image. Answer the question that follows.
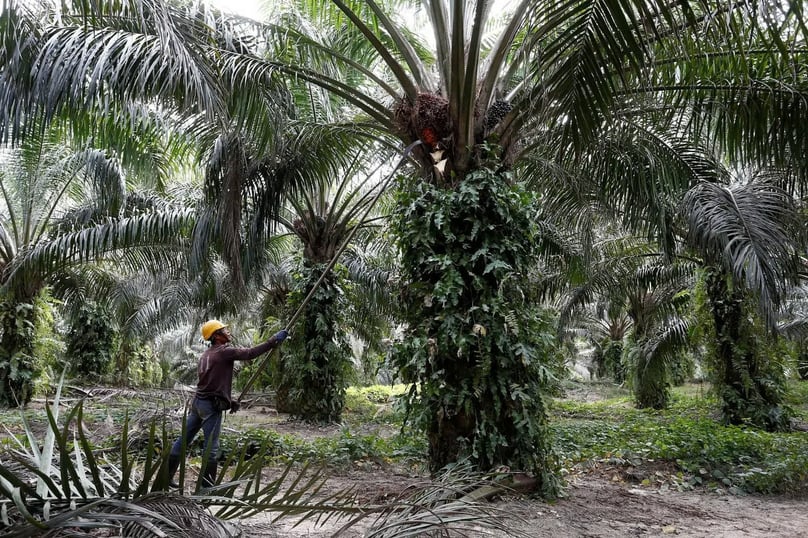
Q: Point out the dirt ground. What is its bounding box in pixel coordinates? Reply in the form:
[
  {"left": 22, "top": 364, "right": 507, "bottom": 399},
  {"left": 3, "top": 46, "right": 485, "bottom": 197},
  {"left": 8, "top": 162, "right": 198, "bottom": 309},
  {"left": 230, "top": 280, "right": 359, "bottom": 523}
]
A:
[
  {"left": 234, "top": 412, "right": 808, "bottom": 538},
  {"left": 509, "top": 474, "right": 808, "bottom": 537},
  {"left": 10, "top": 388, "right": 808, "bottom": 537},
  {"left": 239, "top": 466, "right": 808, "bottom": 537}
]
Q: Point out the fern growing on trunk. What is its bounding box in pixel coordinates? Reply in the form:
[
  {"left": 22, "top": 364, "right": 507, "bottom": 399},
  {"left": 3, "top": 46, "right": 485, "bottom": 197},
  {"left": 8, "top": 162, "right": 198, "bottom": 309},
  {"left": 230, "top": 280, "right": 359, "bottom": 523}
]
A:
[
  {"left": 274, "top": 261, "right": 352, "bottom": 423},
  {"left": 391, "top": 164, "right": 563, "bottom": 497}
]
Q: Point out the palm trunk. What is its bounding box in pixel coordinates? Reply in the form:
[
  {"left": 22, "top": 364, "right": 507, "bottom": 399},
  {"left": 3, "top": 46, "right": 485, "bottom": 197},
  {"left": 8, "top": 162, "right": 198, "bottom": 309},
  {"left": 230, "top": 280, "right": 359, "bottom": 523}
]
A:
[
  {"left": 633, "top": 347, "right": 669, "bottom": 409},
  {"left": 427, "top": 405, "right": 475, "bottom": 472},
  {"left": 0, "top": 298, "right": 38, "bottom": 407},
  {"left": 392, "top": 168, "right": 557, "bottom": 493},
  {"left": 628, "top": 296, "right": 670, "bottom": 410},
  {"left": 114, "top": 341, "right": 132, "bottom": 386},
  {"left": 276, "top": 263, "right": 349, "bottom": 423},
  {"left": 604, "top": 340, "right": 625, "bottom": 382},
  {"left": 704, "top": 269, "right": 788, "bottom": 431}
]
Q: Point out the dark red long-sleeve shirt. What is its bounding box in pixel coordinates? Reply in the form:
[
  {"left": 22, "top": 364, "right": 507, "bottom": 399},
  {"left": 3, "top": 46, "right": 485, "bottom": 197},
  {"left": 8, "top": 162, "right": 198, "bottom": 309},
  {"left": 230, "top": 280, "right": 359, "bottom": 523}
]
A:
[{"left": 195, "top": 338, "right": 277, "bottom": 404}]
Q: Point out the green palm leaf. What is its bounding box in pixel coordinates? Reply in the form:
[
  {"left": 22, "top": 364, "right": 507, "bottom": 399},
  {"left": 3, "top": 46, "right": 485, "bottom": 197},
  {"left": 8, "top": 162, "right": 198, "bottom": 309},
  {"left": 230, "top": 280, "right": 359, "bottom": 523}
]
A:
[
  {"left": 3, "top": 208, "right": 194, "bottom": 295},
  {"left": 683, "top": 177, "right": 802, "bottom": 327}
]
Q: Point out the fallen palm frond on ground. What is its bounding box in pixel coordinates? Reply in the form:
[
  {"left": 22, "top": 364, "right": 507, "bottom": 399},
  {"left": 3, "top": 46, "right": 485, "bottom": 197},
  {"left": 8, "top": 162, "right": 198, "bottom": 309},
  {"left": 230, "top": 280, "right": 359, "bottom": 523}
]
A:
[
  {"left": 0, "top": 381, "right": 529, "bottom": 538},
  {"left": 0, "top": 380, "right": 360, "bottom": 537},
  {"left": 346, "top": 463, "right": 530, "bottom": 538}
]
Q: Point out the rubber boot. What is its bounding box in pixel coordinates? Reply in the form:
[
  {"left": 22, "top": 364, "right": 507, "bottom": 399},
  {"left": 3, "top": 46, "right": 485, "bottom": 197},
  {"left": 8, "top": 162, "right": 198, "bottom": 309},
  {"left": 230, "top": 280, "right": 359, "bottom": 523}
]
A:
[
  {"left": 200, "top": 459, "right": 218, "bottom": 490},
  {"left": 167, "top": 454, "right": 181, "bottom": 489}
]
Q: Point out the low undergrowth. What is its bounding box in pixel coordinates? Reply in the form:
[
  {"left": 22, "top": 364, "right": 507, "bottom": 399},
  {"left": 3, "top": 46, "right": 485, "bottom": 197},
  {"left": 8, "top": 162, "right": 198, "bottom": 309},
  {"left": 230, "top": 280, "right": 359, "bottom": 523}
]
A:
[
  {"left": 3, "top": 380, "right": 807, "bottom": 498},
  {"left": 551, "top": 381, "right": 808, "bottom": 494},
  {"left": 218, "top": 427, "right": 427, "bottom": 469},
  {"left": 216, "top": 380, "right": 808, "bottom": 495}
]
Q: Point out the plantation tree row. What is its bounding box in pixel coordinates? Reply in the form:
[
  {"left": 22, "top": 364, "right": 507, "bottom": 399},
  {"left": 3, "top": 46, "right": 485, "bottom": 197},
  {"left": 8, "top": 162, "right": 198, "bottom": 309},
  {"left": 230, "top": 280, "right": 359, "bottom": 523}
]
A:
[{"left": 2, "top": 0, "right": 808, "bottom": 490}]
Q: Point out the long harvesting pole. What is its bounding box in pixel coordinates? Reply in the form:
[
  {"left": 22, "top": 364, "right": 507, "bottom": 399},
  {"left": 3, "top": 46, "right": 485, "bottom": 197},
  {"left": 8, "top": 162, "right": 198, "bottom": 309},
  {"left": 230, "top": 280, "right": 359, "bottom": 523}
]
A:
[{"left": 235, "top": 140, "right": 421, "bottom": 403}]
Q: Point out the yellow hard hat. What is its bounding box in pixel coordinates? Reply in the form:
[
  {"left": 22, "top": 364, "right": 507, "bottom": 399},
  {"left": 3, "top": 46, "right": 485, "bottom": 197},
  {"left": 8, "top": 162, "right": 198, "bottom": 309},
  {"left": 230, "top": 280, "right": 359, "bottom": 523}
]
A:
[{"left": 201, "top": 319, "right": 227, "bottom": 341}]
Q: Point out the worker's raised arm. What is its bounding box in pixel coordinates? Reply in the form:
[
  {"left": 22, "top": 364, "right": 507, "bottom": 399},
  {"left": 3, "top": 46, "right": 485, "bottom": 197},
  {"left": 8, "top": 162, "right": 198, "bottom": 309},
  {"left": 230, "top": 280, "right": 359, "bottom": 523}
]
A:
[{"left": 222, "top": 329, "right": 289, "bottom": 362}]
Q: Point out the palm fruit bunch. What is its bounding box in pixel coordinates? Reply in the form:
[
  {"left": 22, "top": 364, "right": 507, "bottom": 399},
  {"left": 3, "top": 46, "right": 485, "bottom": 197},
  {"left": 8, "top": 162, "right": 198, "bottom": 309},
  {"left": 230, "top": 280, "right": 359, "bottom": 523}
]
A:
[
  {"left": 484, "top": 98, "right": 512, "bottom": 130},
  {"left": 415, "top": 93, "right": 450, "bottom": 147},
  {"left": 393, "top": 92, "right": 451, "bottom": 149}
]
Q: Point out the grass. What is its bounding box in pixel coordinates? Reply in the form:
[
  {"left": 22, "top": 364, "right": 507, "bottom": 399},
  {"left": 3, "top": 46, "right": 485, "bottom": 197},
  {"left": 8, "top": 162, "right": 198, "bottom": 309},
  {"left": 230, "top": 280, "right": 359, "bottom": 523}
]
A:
[
  {"left": 550, "top": 381, "right": 808, "bottom": 494},
  {"left": 215, "top": 383, "right": 423, "bottom": 468},
  {"left": 3, "top": 380, "right": 808, "bottom": 496}
]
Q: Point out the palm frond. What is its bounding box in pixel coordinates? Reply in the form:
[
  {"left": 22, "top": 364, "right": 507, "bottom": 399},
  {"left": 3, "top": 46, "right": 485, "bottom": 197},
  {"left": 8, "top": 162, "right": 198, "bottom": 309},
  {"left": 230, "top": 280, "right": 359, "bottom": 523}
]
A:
[
  {"left": 683, "top": 178, "right": 802, "bottom": 328},
  {"left": 33, "top": 1, "right": 224, "bottom": 124},
  {"left": 779, "top": 284, "right": 808, "bottom": 341},
  {"left": 328, "top": 0, "right": 418, "bottom": 101},
  {"left": 365, "top": 0, "right": 432, "bottom": 89},
  {"left": 2, "top": 389, "right": 524, "bottom": 537},
  {"left": 0, "top": 0, "right": 46, "bottom": 145},
  {"left": 511, "top": 0, "right": 654, "bottom": 150},
  {"left": 637, "top": 316, "right": 692, "bottom": 370},
  {"left": 360, "top": 462, "right": 530, "bottom": 538},
  {"left": 222, "top": 50, "right": 395, "bottom": 128},
  {"left": 477, "top": 0, "right": 530, "bottom": 111},
  {"left": 556, "top": 236, "right": 660, "bottom": 323},
  {"left": 3, "top": 208, "right": 194, "bottom": 295},
  {"left": 0, "top": 394, "right": 360, "bottom": 536}
]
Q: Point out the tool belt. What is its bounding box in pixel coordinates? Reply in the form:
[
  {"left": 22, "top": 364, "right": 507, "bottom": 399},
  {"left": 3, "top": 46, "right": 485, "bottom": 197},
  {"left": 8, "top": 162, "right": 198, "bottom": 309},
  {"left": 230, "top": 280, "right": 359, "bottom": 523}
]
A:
[
  {"left": 197, "top": 394, "right": 231, "bottom": 412},
  {"left": 213, "top": 396, "right": 231, "bottom": 412}
]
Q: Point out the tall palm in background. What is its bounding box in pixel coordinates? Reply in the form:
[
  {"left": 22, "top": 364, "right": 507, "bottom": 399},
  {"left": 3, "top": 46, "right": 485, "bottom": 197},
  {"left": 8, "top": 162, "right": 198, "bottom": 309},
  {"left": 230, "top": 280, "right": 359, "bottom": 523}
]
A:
[
  {"left": 622, "top": 262, "right": 695, "bottom": 409},
  {"left": 0, "top": 122, "right": 193, "bottom": 405},
  {"left": 779, "top": 285, "right": 808, "bottom": 380},
  {"left": 1, "top": 0, "right": 299, "bottom": 296},
  {"left": 557, "top": 162, "right": 805, "bottom": 425},
  {"left": 0, "top": 0, "right": 360, "bottom": 392},
  {"left": 559, "top": 235, "right": 696, "bottom": 408},
  {"left": 526, "top": 11, "right": 808, "bottom": 426},
  {"left": 569, "top": 304, "right": 632, "bottom": 382},
  {"left": 268, "top": 149, "right": 395, "bottom": 422},
  {"left": 684, "top": 176, "right": 804, "bottom": 430}
]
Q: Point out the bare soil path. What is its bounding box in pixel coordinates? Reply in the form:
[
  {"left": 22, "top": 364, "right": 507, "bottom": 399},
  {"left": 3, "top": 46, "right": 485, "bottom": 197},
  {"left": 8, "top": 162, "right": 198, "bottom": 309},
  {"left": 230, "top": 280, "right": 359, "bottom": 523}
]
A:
[
  {"left": 510, "top": 475, "right": 808, "bottom": 537},
  {"left": 238, "top": 462, "right": 808, "bottom": 537}
]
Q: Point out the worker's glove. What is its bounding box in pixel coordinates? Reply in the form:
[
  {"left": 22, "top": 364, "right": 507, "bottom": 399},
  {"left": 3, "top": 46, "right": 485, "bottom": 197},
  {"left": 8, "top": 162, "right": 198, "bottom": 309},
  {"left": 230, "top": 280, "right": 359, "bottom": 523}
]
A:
[
  {"left": 229, "top": 400, "right": 241, "bottom": 414},
  {"left": 273, "top": 329, "right": 289, "bottom": 343}
]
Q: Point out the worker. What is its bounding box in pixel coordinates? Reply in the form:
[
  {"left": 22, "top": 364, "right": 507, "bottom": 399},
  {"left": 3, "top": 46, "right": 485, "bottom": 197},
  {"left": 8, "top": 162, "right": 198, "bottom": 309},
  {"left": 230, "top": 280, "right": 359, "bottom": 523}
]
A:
[{"left": 167, "top": 319, "right": 288, "bottom": 489}]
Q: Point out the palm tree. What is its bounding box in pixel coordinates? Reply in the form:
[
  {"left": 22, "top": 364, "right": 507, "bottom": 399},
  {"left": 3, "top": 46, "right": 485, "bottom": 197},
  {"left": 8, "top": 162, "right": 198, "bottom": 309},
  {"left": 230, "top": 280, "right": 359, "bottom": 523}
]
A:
[
  {"left": 2, "top": 0, "right": 367, "bottom": 403},
  {"left": 526, "top": 12, "right": 808, "bottom": 426},
  {"left": 2, "top": 0, "right": 288, "bottom": 298},
  {"left": 554, "top": 135, "right": 805, "bottom": 424},
  {"left": 58, "top": 253, "right": 203, "bottom": 385},
  {"left": 0, "top": 121, "right": 193, "bottom": 405},
  {"left": 268, "top": 149, "right": 395, "bottom": 422},
  {"left": 249, "top": 1, "right": 570, "bottom": 484},
  {"left": 779, "top": 285, "right": 808, "bottom": 380},
  {"left": 8, "top": 0, "right": 808, "bottom": 482},
  {"left": 575, "top": 305, "right": 632, "bottom": 382},
  {"left": 63, "top": 299, "right": 118, "bottom": 379},
  {"left": 557, "top": 139, "right": 806, "bottom": 423},
  {"left": 228, "top": 0, "right": 808, "bottom": 482},
  {"left": 683, "top": 176, "right": 804, "bottom": 430},
  {"left": 623, "top": 263, "right": 695, "bottom": 409},
  {"left": 558, "top": 234, "right": 696, "bottom": 408}
]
